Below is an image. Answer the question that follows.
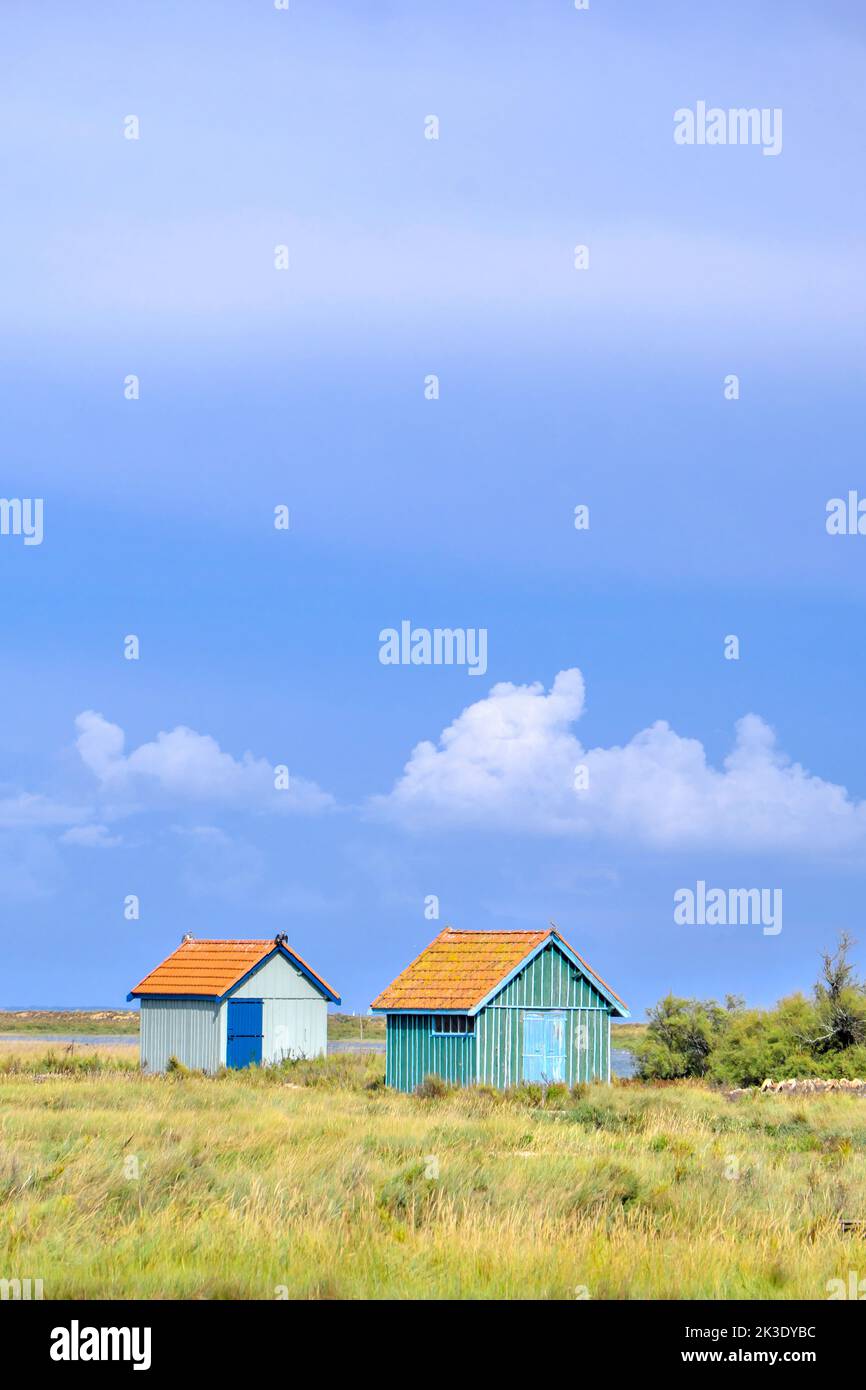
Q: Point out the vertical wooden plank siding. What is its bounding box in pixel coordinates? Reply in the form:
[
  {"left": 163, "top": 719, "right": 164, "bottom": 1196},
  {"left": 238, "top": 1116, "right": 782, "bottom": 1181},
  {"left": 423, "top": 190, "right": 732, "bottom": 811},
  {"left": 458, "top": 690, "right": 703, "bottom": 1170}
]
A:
[
  {"left": 477, "top": 943, "right": 612, "bottom": 1089},
  {"left": 384, "top": 943, "right": 617, "bottom": 1091},
  {"left": 385, "top": 1014, "right": 475, "bottom": 1092},
  {"left": 139, "top": 998, "right": 221, "bottom": 1073}
]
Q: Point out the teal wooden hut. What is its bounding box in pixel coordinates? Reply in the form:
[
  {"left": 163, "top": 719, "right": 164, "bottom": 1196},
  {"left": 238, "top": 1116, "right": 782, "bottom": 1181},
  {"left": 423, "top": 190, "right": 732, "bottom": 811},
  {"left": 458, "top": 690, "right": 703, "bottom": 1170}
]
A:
[{"left": 371, "top": 925, "right": 628, "bottom": 1092}]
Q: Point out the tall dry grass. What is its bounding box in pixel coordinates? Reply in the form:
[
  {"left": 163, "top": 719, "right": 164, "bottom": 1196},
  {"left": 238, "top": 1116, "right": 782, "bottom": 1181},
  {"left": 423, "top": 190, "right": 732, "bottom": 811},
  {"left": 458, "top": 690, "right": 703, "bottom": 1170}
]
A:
[{"left": 1, "top": 1057, "right": 864, "bottom": 1299}]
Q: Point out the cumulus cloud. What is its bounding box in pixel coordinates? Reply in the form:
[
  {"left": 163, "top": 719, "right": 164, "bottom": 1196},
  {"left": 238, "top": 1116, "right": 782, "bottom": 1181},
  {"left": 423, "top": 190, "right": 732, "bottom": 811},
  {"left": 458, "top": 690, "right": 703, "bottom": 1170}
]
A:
[
  {"left": 74, "top": 711, "right": 334, "bottom": 815},
  {"left": 371, "top": 669, "right": 866, "bottom": 854}
]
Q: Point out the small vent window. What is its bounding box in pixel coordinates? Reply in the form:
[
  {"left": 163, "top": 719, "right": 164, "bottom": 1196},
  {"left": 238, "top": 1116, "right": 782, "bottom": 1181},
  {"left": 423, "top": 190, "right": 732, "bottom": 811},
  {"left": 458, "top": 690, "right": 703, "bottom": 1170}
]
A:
[{"left": 430, "top": 1015, "right": 474, "bottom": 1035}]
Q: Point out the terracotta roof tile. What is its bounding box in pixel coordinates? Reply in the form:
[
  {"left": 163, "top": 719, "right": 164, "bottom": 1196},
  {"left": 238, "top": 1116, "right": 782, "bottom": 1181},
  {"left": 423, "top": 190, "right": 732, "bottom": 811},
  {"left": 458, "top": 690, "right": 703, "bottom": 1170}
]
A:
[
  {"left": 370, "top": 927, "right": 626, "bottom": 1013},
  {"left": 129, "top": 938, "right": 338, "bottom": 1001}
]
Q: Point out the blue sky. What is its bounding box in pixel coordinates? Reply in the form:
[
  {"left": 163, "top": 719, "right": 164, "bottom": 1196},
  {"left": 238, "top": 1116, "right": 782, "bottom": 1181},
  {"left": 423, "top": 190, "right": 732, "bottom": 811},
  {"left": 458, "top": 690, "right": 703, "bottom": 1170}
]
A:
[{"left": 1, "top": 0, "right": 865, "bottom": 1014}]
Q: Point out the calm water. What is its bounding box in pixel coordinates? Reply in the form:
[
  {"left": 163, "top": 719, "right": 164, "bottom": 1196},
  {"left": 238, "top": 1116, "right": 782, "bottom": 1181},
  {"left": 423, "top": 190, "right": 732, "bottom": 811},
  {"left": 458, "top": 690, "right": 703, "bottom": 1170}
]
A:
[
  {"left": 611, "top": 1048, "right": 637, "bottom": 1079},
  {"left": 0, "top": 1034, "right": 385, "bottom": 1052}
]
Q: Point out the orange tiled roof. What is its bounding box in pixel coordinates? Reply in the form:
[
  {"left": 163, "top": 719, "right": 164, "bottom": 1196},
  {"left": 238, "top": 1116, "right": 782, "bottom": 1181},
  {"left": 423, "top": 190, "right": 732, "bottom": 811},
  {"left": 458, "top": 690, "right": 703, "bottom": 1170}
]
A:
[
  {"left": 129, "top": 938, "right": 338, "bottom": 1001},
  {"left": 370, "top": 927, "right": 627, "bottom": 1013}
]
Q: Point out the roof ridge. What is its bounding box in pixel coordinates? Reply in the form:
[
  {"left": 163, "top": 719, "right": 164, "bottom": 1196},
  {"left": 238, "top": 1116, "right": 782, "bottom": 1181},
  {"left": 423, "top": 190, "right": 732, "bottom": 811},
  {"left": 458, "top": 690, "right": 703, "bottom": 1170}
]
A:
[
  {"left": 185, "top": 938, "right": 272, "bottom": 945},
  {"left": 440, "top": 928, "right": 545, "bottom": 935}
]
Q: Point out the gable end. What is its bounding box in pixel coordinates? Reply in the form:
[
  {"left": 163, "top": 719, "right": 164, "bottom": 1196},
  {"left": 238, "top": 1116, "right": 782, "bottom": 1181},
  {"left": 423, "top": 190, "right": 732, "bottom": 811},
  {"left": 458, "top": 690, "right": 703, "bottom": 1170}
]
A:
[
  {"left": 226, "top": 946, "right": 341, "bottom": 1004},
  {"left": 474, "top": 940, "right": 626, "bottom": 1015}
]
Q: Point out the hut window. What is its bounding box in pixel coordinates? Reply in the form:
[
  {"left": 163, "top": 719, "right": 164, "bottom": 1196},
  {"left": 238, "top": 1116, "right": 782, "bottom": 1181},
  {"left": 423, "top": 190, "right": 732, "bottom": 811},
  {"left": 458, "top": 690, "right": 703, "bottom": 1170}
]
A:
[{"left": 430, "top": 1015, "right": 474, "bottom": 1035}]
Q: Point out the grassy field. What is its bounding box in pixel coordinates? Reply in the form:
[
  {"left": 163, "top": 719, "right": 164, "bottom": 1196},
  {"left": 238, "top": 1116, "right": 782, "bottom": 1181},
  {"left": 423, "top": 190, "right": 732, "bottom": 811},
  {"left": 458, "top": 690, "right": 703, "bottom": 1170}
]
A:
[
  {"left": 1, "top": 1046, "right": 864, "bottom": 1299},
  {"left": 327, "top": 1013, "right": 386, "bottom": 1041},
  {"left": 611, "top": 1022, "right": 647, "bottom": 1052},
  {"left": 0, "top": 1010, "right": 139, "bottom": 1035},
  {"left": 0, "top": 1009, "right": 387, "bottom": 1041}
]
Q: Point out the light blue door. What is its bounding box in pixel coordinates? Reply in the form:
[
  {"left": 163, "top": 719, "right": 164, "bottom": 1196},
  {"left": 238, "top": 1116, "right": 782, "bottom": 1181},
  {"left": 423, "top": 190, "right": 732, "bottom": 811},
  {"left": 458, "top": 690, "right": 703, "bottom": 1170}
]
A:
[
  {"left": 226, "top": 999, "right": 263, "bottom": 1068},
  {"left": 522, "top": 1011, "right": 567, "bottom": 1083}
]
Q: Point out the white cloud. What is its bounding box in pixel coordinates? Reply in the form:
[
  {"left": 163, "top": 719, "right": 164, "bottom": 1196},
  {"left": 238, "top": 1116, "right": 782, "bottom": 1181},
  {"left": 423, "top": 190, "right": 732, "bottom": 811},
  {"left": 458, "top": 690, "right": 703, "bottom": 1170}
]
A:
[
  {"left": 372, "top": 669, "right": 866, "bottom": 854},
  {"left": 74, "top": 711, "right": 335, "bottom": 815},
  {"left": 21, "top": 216, "right": 864, "bottom": 352},
  {"left": 60, "top": 824, "right": 123, "bottom": 849},
  {"left": 0, "top": 793, "right": 89, "bottom": 829}
]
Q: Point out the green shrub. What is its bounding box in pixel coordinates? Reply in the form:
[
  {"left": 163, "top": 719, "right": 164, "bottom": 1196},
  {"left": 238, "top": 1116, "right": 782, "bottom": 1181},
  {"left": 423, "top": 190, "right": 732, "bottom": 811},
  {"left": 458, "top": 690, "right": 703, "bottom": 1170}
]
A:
[
  {"left": 414, "top": 1074, "right": 449, "bottom": 1100},
  {"left": 508, "top": 1082, "right": 543, "bottom": 1107},
  {"left": 544, "top": 1083, "right": 569, "bottom": 1107},
  {"left": 638, "top": 937, "right": 866, "bottom": 1088},
  {"left": 633, "top": 995, "right": 727, "bottom": 1080}
]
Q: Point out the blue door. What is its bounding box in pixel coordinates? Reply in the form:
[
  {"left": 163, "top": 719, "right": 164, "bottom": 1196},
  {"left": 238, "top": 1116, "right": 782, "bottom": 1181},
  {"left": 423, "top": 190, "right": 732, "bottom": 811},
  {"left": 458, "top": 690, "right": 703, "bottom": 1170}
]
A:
[
  {"left": 226, "top": 999, "right": 263, "bottom": 1068},
  {"left": 522, "top": 1011, "right": 566, "bottom": 1083}
]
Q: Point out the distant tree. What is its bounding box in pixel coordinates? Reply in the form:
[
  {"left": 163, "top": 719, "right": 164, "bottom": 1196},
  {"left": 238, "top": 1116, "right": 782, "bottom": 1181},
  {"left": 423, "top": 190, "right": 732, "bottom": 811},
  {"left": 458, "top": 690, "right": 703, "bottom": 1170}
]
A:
[
  {"left": 706, "top": 994, "right": 821, "bottom": 1088},
  {"left": 635, "top": 995, "right": 728, "bottom": 1079},
  {"left": 807, "top": 933, "right": 866, "bottom": 1052},
  {"left": 635, "top": 938, "right": 866, "bottom": 1085}
]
